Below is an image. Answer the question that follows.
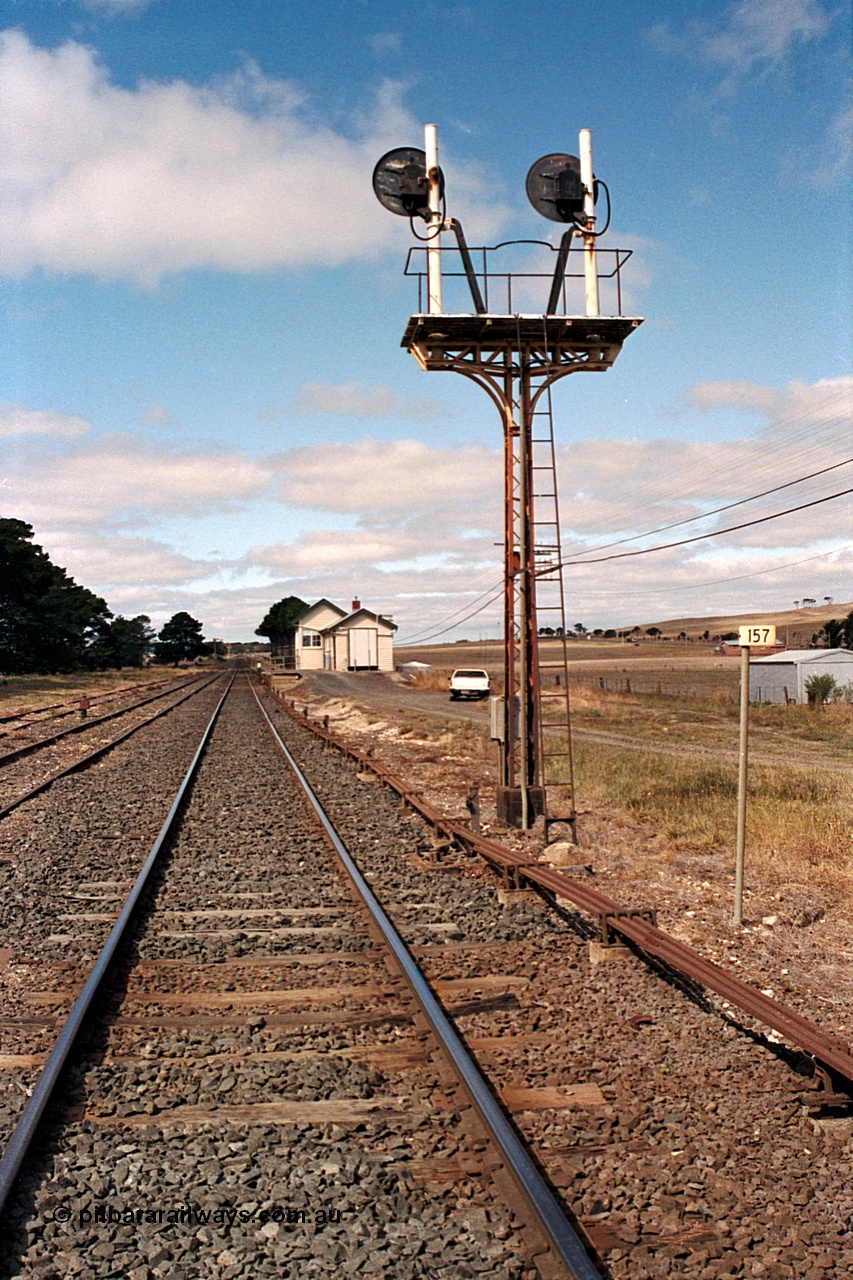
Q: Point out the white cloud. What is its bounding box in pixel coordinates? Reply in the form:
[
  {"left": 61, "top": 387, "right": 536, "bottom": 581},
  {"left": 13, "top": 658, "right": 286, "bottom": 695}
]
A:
[
  {"left": 4, "top": 378, "right": 849, "bottom": 639},
  {"left": 646, "top": 1, "right": 832, "bottom": 98},
  {"left": 293, "top": 381, "right": 445, "bottom": 419},
  {"left": 0, "top": 403, "right": 91, "bottom": 440},
  {"left": 703, "top": 0, "right": 829, "bottom": 74},
  {"left": 367, "top": 33, "right": 402, "bottom": 56},
  {"left": 273, "top": 437, "right": 500, "bottom": 513},
  {"left": 44, "top": 530, "right": 216, "bottom": 591},
  {"left": 688, "top": 375, "right": 853, "bottom": 439},
  {"left": 134, "top": 403, "right": 175, "bottom": 426},
  {"left": 688, "top": 379, "right": 780, "bottom": 413},
  {"left": 4, "top": 432, "right": 275, "bottom": 525},
  {"left": 0, "top": 32, "right": 509, "bottom": 284},
  {"left": 808, "top": 100, "right": 853, "bottom": 189}
]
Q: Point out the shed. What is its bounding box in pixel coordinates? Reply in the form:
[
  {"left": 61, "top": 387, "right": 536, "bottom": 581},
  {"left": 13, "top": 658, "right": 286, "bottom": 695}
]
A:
[
  {"left": 396, "top": 660, "right": 433, "bottom": 677},
  {"left": 748, "top": 648, "right": 853, "bottom": 704},
  {"left": 284, "top": 597, "right": 397, "bottom": 673}
]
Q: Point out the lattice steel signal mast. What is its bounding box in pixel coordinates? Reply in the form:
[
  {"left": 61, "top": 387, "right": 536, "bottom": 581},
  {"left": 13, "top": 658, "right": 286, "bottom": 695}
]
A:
[{"left": 374, "top": 126, "right": 643, "bottom": 831}]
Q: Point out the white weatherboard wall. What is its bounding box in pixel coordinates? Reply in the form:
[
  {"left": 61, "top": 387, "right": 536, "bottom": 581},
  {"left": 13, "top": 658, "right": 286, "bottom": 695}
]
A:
[
  {"left": 327, "top": 608, "right": 395, "bottom": 672},
  {"left": 290, "top": 600, "right": 396, "bottom": 673},
  {"left": 748, "top": 649, "right": 853, "bottom": 703},
  {"left": 294, "top": 599, "right": 347, "bottom": 671}
]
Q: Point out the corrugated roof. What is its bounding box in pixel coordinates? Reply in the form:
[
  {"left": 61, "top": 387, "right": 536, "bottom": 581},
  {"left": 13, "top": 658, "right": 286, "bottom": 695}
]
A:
[{"left": 750, "top": 648, "right": 853, "bottom": 664}]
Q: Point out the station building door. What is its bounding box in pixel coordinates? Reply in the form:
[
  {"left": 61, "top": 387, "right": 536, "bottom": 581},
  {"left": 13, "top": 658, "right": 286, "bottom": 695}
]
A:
[{"left": 348, "top": 628, "right": 378, "bottom": 670}]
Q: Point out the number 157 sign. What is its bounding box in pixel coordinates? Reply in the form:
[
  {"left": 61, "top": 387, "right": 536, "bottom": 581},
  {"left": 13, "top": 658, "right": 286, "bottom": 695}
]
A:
[{"left": 739, "top": 625, "right": 776, "bottom": 647}]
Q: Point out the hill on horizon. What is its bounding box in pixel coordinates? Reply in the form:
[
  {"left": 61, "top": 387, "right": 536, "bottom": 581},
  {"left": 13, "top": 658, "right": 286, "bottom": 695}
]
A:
[{"left": 635, "top": 600, "right": 852, "bottom": 640}]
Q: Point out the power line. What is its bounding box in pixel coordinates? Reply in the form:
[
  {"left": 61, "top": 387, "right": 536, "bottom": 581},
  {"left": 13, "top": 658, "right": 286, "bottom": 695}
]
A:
[
  {"left": 552, "top": 485, "right": 853, "bottom": 572},
  {"left": 558, "top": 381, "right": 850, "bottom": 542},
  {"left": 399, "top": 460, "right": 853, "bottom": 642},
  {"left": 399, "top": 574, "right": 503, "bottom": 644},
  {"left": 571, "top": 542, "right": 852, "bottom": 598},
  {"left": 556, "top": 384, "right": 852, "bottom": 543},
  {"left": 564, "top": 454, "right": 853, "bottom": 562},
  {"left": 397, "top": 586, "right": 504, "bottom": 646},
  {"left": 398, "top": 392, "right": 852, "bottom": 644}
]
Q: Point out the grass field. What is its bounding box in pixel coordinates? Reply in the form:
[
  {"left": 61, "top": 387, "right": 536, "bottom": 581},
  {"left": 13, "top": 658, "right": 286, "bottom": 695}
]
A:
[
  {"left": 0, "top": 667, "right": 192, "bottom": 714},
  {"left": 404, "top": 660, "right": 853, "bottom": 900},
  {"left": 563, "top": 685, "right": 853, "bottom": 898},
  {"left": 401, "top": 640, "right": 741, "bottom": 699}
]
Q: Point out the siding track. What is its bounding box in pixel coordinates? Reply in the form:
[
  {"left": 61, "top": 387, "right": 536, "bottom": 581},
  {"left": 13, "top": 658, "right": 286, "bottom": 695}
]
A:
[{"left": 0, "top": 674, "right": 218, "bottom": 820}]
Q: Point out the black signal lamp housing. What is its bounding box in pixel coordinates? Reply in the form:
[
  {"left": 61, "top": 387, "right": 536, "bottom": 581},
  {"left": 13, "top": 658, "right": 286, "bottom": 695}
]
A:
[
  {"left": 526, "top": 153, "right": 590, "bottom": 224},
  {"left": 372, "top": 147, "right": 444, "bottom": 222}
]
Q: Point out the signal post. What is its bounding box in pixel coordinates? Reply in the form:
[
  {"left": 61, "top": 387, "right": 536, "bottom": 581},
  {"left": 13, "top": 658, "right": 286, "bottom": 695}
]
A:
[{"left": 375, "top": 126, "right": 642, "bottom": 828}]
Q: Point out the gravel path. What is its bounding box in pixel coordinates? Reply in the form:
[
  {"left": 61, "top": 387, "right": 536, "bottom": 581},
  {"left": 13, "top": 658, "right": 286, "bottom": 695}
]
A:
[{"left": 296, "top": 673, "right": 852, "bottom": 774}]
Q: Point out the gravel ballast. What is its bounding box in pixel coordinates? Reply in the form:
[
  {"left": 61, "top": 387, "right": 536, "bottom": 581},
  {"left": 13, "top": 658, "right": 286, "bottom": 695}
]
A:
[{"left": 0, "top": 676, "right": 850, "bottom": 1278}]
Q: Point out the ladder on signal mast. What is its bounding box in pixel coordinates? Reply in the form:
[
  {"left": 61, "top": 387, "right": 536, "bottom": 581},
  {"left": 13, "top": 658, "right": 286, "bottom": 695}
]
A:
[{"left": 529, "top": 381, "right": 577, "bottom": 836}]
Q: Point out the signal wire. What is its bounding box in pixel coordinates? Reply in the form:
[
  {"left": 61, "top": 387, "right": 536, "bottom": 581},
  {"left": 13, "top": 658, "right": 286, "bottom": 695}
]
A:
[
  {"left": 572, "top": 541, "right": 852, "bottom": 599},
  {"left": 565, "top": 454, "right": 853, "bottom": 561},
  {"left": 399, "top": 484, "right": 852, "bottom": 643},
  {"left": 551, "top": 485, "right": 853, "bottom": 573},
  {"left": 397, "top": 534, "right": 852, "bottom": 645},
  {"left": 559, "top": 384, "right": 851, "bottom": 544},
  {"left": 398, "top": 457, "right": 853, "bottom": 643},
  {"left": 396, "top": 586, "right": 505, "bottom": 646}
]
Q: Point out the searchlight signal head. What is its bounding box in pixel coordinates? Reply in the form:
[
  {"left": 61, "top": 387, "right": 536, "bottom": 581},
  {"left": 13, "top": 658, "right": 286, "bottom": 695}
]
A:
[
  {"left": 525, "top": 153, "right": 591, "bottom": 223},
  {"left": 372, "top": 147, "right": 445, "bottom": 221}
]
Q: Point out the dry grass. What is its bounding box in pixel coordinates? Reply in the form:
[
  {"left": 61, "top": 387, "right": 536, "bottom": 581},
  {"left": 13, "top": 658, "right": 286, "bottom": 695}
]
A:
[
  {"left": 562, "top": 686, "right": 853, "bottom": 899},
  {"left": 405, "top": 669, "right": 453, "bottom": 694},
  {"left": 0, "top": 668, "right": 185, "bottom": 714},
  {"left": 569, "top": 683, "right": 853, "bottom": 751}
]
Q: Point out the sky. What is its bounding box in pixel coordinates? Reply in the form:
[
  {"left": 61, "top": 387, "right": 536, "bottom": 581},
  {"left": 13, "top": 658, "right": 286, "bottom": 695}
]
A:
[{"left": 0, "top": 0, "right": 850, "bottom": 644}]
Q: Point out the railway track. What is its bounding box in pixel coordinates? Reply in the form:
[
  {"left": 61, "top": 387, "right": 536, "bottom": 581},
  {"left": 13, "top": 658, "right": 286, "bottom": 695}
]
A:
[
  {"left": 275, "top": 689, "right": 853, "bottom": 1093},
  {"left": 0, "top": 674, "right": 197, "bottom": 736},
  {"left": 0, "top": 675, "right": 590, "bottom": 1278},
  {"left": 0, "top": 674, "right": 851, "bottom": 1277},
  {"left": 0, "top": 673, "right": 218, "bottom": 820}
]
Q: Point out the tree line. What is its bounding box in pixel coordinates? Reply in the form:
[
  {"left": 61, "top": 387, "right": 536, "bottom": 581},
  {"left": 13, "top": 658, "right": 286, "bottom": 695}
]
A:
[
  {"left": 0, "top": 519, "right": 210, "bottom": 674},
  {"left": 815, "top": 611, "right": 853, "bottom": 649}
]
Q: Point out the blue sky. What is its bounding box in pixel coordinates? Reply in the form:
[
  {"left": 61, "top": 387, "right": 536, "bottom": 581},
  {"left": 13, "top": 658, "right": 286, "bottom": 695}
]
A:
[{"left": 0, "top": 0, "right": 850, "bottom": 642}]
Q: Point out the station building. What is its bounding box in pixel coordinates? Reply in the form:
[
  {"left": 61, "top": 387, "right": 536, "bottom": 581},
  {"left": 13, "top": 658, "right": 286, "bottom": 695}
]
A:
[
  {"left": 291, "top": 598, "right": 396, "bottom": 673},
  {"left": 748, "top": 648, "right": 853, "bottom": 704}
]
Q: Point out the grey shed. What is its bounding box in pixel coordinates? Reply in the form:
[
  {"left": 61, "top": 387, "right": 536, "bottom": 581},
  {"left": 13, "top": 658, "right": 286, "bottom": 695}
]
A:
[{"left": 748, "top": 648, "right": 853, "bottom": 704}]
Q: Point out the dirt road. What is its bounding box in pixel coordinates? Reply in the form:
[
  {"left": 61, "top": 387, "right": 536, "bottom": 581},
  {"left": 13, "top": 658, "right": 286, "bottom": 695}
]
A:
[
  {"left": 299, "top": 671, "right": 491, "bottom": 724},
  {"left": 296, "top": 672, "right": 851, "bottom": 774}
]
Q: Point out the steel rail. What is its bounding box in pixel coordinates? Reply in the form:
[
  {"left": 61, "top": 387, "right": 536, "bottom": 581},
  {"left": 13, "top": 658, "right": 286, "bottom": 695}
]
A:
[
  {"left": 0, "top": 674, "right": 206, "bottom": 768},
  {"left": 0, "top": 676, "right": 233, "bottom": 1218},
  {"left": 251, "top": 683, "right": 601, "bottom": 1280},
  {"left": 269, "top": 688, "right": 853, "bottom": 1089},
  {"left": 0, "top": 673, "right": 197, "bottom": 728},
  {"left": 0, "top": 673, "right": 222, "bottom": 823}
]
